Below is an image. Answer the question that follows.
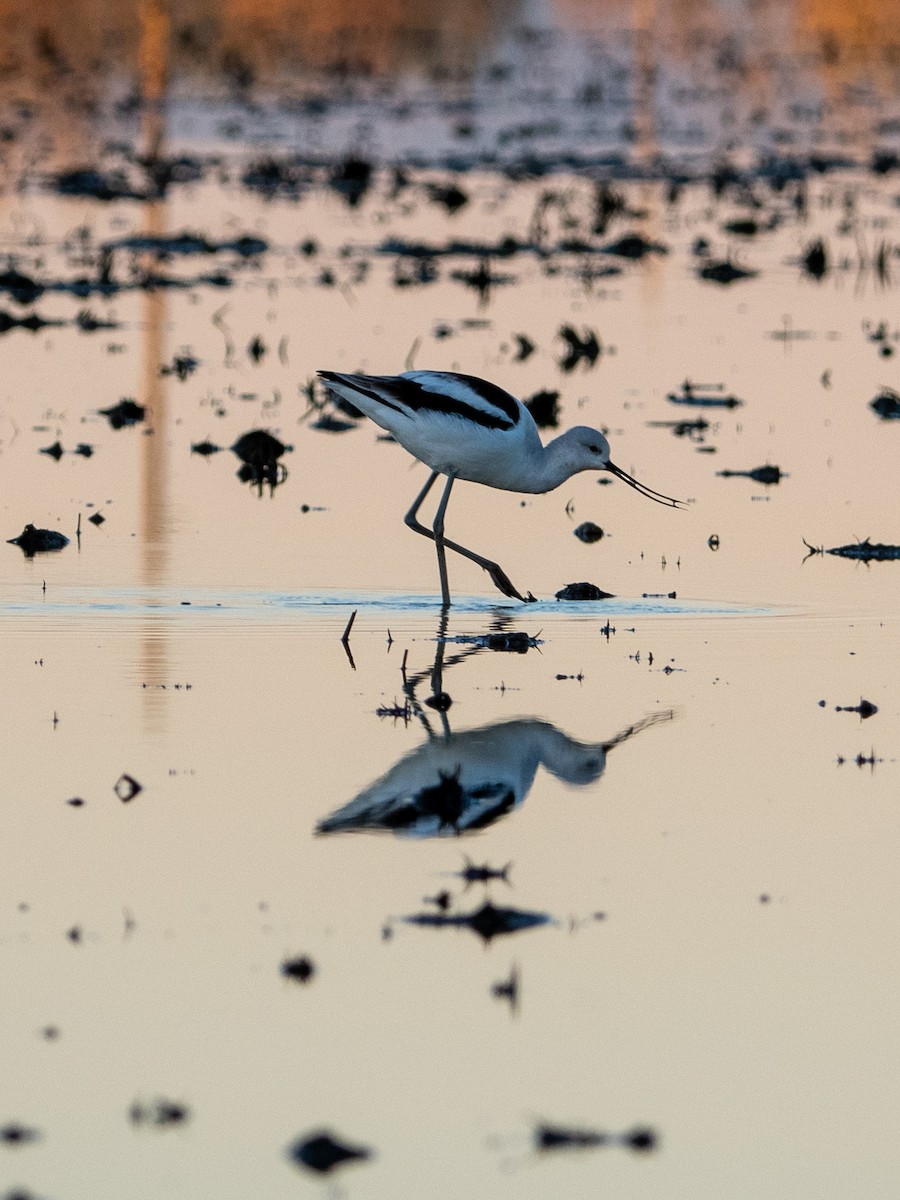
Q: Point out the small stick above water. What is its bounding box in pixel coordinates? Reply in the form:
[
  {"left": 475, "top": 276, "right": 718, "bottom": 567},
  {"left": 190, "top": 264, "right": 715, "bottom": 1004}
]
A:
[{"left": 340, "top": 609, "right": 357, "bottom": 669}]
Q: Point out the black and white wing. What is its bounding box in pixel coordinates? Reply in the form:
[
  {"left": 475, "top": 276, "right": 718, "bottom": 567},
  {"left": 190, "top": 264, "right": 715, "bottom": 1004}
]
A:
[{"left": 318, "top": 370, "right": 522, "bottom": 432}]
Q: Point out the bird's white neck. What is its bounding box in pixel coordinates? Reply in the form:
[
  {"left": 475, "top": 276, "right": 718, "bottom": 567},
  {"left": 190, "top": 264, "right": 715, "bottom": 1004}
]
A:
[{"left": 516, "top": 429, "right": 598, "bottom": 493}]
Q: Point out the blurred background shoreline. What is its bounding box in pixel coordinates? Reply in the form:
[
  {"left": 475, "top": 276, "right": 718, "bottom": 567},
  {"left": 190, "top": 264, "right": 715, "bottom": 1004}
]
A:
[{"left": 0, "top": 0, "right": 896, "bottom": 174}]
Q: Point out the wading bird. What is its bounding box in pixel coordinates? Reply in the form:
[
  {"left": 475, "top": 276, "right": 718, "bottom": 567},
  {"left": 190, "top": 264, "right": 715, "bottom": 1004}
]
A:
[{"left": 318, "top": 370, "right": 682, "bottom": 606}]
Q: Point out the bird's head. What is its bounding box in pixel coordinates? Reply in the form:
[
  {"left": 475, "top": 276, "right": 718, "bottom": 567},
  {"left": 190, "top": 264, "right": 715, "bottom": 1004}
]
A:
[{"left": 568, "top": 426, "right": 684, "bottom": 507}]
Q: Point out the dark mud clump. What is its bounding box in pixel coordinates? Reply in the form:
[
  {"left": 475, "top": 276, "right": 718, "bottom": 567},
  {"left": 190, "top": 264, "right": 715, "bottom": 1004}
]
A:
[
  {"left": 286, "top": 1130, "right": 372, "bottom": 1175},
  {"left": 870, "top": 388, "right": 900, "bottom": 419},
  {"left": 801, "top": 237, "right": 828, "bottom": 279},
  {"left": 555, "top": 582, "right": 615, "bottom": 601},
  {"left": 99, "top": 398, "right": 146, "bottom": 429},
  {"left": 281, "top": 954, "right": 316, "bottom": 983},
  {"left": 602, "top": 232, "right": 667, "bottom": 259},
  {"left": 230, "top": 429, "right": 291, "bottom": 492},
  {"left": 329, "top": 156, "right": 373, "bottom": 208},
  {"left": 697, "top": 257, "right": 757, "bottom": 284},
  {"left": 573, "top": 521, "right": 604, "bottom": 543},
  {"left": 0, "top": 267, "right": 43, "bottom": 304}
]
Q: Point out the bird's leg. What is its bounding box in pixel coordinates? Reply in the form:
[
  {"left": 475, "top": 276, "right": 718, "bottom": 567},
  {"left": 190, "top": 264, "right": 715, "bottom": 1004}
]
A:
[
  {"left": 404, "top": 469, "right": 442, "bottom": 527},
  {"left": 405, "top": 470, "right": 451, "bottom": 604},
  {"left": 432, "top": 474, "right": 455, "bottom": 608},
  {"left": 404, "top": 471, "right": 530, "bottom": 604}
]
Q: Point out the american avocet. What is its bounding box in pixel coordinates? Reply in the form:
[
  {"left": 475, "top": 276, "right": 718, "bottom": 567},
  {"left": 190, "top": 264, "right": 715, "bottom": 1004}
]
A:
[
  {"left": 318, "top": 370, "right": 683, "bottom": 606},
  {"left": 317, "top": 711, "right": 674, "bottom": 837}
]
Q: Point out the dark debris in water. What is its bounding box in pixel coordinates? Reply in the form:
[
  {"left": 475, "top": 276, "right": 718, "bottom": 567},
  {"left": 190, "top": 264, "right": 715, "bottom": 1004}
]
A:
[
  {"left": 378, "top": 234, "right": 523, "bottom": 261},
  {"left": 698, "top": 258, "right": 757, "bottom": 284},
  {"left": 573, "top": 521, "right": 605, "bottom": 543},
  {"left": 0, "top": 267, "right": 43, "bottom": 305},
  {"left": 801, "top": 237, "right": 828, "bottom": 279},
  {"left": 231, "top": 430, "right": 289, "bottom": 463},
  {"left": 523, "top": 388, "right": 560, "bottom": 428},
  {"left": 242, "top": 156, "right": 309, "bottom": 199},
  {"left": 557, "top": 324, "right": 601, "bottom": 371},
  {"left": 863, "top": 321, "right": 897, "bottom": 358},
  {"left": 230, "top": 429, "right": 291, "bottom": 493},
  {"left": 454, "top": 857, "right": 512, "bottom": 886},
  {"left": 648, "top": 416, "right": 711, "bottom": 441},
  {"left": 555, "top": 582, "right": 614, "bottom": 601},
  {"left": 160, "top": 352, "right": 199, "bottom": 381},
  {"left": 0, "top": 307, "right": 63, "bottom": 333},
  {"left": 870, "top": 387, "right": 900, "bottom": 419},
  {"left": 103, "top": 231, "right": 267, "bottom": 258},
  {"left": 513, "top": 333, "right": 535, "bottom": 361},
  {"left": 0, "top": 1122, "right": 41, "bottom": 1145},
  {"left": 281, "top": 954, "right": 316, "bottom": 983},
  {"left": 114, "top": 773, "right": 143, "bottom": 803},
  {"left": 717, "top": 464, "right": 785, "bottom": 485},
  {"left": 449, "top": 630, "right": 541, "bottom": 653},
  {"left": 491, "top": 963, "right": 520, "bottom": 1011},
  {"left": 426, "top": 180, "right": 469, "bottom": 213},
  {"left": 534, "top": 1122, "right": 657, "bottom": 1154},
  {"left": 52, "top": 167, "right": 149, "bottom": 202},
  {"left": 833, "top": 698, "right": 878, "bottom": 719},
  {"left": 7, "top": 524, "right": 69, "bottom": 556},
  {"left": 75, "top": 308, "right": 119, "bottom": 332},
  {"left": 99, "top": 398, "right": 145, "bottom": 429},
  {"left": 329, "top": 156, "right": 373, "bottom": 208},
  {"left": 449, "top": 257, "right": 514, "bottom": 305},
  {"left": 404, "top": 900, "right": 551, "bottom": 944},
  {"left": 667, "top": 380, "right": 742, "bottom": 408},
  {"left": 803, "top": 538, "right": 900, "bottom": 562},
  {"left": 602, "top": 232, "right": 667, "bottom": 259},
  {"left": 129, "top": 1098, "right": 190, "bottom": 1127},
  {"left": 311, "top": 412, "right": 356, "bottom": 433},
  {"left": 286, "top": 1130, "right": 372, "bottom": 1175}
]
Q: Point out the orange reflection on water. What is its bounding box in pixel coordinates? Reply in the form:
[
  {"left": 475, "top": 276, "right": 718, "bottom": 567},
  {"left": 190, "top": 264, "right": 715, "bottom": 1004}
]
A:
[
  {"left": 0, "top": 0, "right": 897, "bottom": 86},
  {"left": 139, "top": 0, "right": 171, "bottom": 723}
]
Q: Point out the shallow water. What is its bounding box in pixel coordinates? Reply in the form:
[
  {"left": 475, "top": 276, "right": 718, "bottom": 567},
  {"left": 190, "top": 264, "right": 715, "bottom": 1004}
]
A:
[{"left": 1, "top": 3, "right": 900, "bottom": 1198}]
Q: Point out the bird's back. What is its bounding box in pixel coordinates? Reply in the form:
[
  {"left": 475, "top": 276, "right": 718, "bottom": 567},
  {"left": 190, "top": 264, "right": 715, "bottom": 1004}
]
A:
[{"left": 318, "top": 370, "right": 545, "bottom": 487}]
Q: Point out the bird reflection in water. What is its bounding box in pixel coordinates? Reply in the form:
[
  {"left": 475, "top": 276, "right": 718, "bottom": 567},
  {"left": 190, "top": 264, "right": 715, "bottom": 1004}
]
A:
[{"left": 317, "top": 614, "right": 674, "bottom": 838}]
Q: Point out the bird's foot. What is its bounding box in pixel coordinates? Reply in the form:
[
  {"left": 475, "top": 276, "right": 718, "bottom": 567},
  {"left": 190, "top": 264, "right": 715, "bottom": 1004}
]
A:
[{"left": 485, "top": 562, "right": 534, "bottom": 603}]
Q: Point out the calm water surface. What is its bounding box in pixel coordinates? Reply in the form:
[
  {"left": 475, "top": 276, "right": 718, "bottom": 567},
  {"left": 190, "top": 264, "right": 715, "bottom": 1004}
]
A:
[{"left": 1, "top": 2, "right": 899, "bottom": 1197}]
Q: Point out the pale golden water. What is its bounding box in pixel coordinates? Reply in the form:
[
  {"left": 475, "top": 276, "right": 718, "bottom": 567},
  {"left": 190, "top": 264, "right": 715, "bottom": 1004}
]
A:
[{"left": 1, "top": 2, "right": 900, "bottom": 1197}]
